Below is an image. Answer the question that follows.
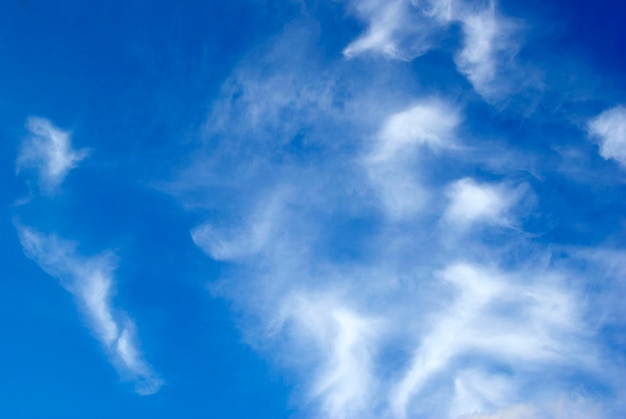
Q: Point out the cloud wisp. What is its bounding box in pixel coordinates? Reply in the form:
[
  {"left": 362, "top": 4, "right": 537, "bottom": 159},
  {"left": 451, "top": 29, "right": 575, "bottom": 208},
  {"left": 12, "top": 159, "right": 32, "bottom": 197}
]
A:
[
  {"left": 390, "top": 262, "right": 591, "bottom": 418},
  {"left": 16, "top": 225, "right": 162, "bottom": 395},
  {"left": 16, "top": 117, "right": 89, "bottom": 194},
  {"left": 343, "top": 0, "right": 529, "bottom": 101},
  {"left": 364, "top": 99, "right": 460, "bottom": 219}
]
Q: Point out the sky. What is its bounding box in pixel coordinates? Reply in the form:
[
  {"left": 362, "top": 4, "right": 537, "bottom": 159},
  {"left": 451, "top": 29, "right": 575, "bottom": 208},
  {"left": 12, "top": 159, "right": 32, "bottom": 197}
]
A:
[{"left": 1, "top": 0, "right": 626, "bottom": 418}]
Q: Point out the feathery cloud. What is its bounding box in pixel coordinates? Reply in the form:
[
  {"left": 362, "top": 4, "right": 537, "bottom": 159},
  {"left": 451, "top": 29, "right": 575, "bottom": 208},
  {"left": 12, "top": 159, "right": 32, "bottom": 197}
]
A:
[
  {"left": 16, "top": 117, "right": 89, "bottom": 193},
  {"left": 364, "top": 100, "right": 460, "bottom": 219},
  {"left": 454, "top": 2, "right": 521, "bottom": 101},
  {"left": 16, "top": 225, "right": 162, "bottom": 395},
  {"left": 278, "top": 293, "right": 380, "bottom": 419},
  {"left": 343, "top": 0, "right": 527, "bottom": 101}
]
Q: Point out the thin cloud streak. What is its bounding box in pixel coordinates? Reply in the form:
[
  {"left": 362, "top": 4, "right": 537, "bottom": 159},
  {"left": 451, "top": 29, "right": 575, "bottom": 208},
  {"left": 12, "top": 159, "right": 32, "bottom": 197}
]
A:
[
  {"left": 16, "top": 225, "right": 162, "bottom": 395},
  {"left": 169, "top": 11, "right": 622, "bottom": 418}
]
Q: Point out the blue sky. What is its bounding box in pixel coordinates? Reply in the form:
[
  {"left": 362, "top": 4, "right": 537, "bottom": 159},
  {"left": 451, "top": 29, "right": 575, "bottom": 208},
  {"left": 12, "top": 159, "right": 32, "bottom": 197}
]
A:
[{"left": 2, "top": 0, "right": 626, "bottom": 418}]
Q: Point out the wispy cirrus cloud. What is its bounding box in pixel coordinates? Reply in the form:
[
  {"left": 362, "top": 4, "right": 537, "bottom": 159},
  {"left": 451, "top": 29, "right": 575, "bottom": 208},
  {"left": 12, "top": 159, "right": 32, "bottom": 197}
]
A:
[
  {"left": 13, "top": 115, "right": 161, "bottom": 395},
  {"left": 453, "top": 2, "right": 523, "bottom": 101},
  {"left": 343, "top": 0, "right": 532, "bottom": 101},
  {"left": 364, "top": 99, "right": 460, "bottom": 219},
  {"left": 390, "top": 262, "right": 591, "bottom": 418},
  {"left": 16, "top": 225, "right": 162, "bottom": 395},
  {"left": 276, "top": 292, "right": 381, "bottom": 419},
  {"left": 342, "top": 0, "right": 446, "bottom": 60},
  {"left": 16, "top": 117, "right": 89, "bottom": 194},
  {"left": 165, "top": 19, "right": 622, "bottom": 417}
]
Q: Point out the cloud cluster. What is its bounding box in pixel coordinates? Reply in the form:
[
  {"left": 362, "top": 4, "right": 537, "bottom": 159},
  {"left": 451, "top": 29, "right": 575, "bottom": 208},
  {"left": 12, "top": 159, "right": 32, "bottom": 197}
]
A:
[
  {"left": 344, "top": 0, "right": 526, "bottom": 101},
  {"left": 173, "top": 20, "right": 620, "bottom": 417}
]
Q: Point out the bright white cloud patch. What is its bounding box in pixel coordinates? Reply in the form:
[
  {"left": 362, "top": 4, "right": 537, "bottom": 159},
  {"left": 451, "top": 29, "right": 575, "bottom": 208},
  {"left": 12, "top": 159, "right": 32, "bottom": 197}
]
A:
[
  {"left": 391, "top": 262, "right": 587, "bottom": 418},
  {"left": 16, "top": 117, "right": 88, "bottom": 193},
  {"left": 344, "top": 0, "right": 525, "bottom": 101},
  {"left": 443, "top": 178, "right": 521, "bottom": 228},
  {"left": 588, "top": 106, "right": 626, "bottom": 167},
  {"left": 16, "top": 225, "right": 162, "bottom": 395},
  {"left": 191, "top": 190, "right": 286, "bottom": 261},
  {"left": 278, "top": 293, "right": 380, "bottom": 419},
  {"left": 343, "top": 0, "right": 444, "bottom": 60},
  {"left": 375, "top": 101, "right": 459, "bottom": 158},
  {"left": 365, "top": 100, "right": 459, "bottom": 219},
  {"left": 454, "top": 3, "right": 520, "bottom": 101}
]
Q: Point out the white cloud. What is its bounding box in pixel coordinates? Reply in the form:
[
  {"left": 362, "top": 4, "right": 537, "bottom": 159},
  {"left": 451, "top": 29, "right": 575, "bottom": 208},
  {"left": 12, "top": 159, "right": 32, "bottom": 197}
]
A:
[
  {"left": 278, "top": 293, "right": 380, "bottom": 419},
  {"left": 16, "top": 117, "right": 89, "bottom": 193},
  {"left": 179, "top": 85, "right": 611, "bottom": 415},
  {"left": 343, "top": 0, "right": 443, "bottom": 60},
  {"left": 391, "top": 262, "right": 588, "bottom": 418},
  {"left": 443, "top": 178, "right": 523, "bottom": 228},
  {"left": 587, "top": 106, "right": 626, "bottom": 167},
  {"left": 343, "top": 0, "right": 526, "bottom": 101},
  {"left": 167, "top": 15, "right": 620, "bottom": 418},
  {"left": 16, "top": 225, "right": 162, "bottom": 395},
  {"left": 365, "top": 100, "right": 460, "bottom": 219},
  {"left": 191, "top": 189, "right": 287, "bottom": 261},
  {"left": 374, "top": 101, "right": 460, "bottom": 160},
  {"left": 454, "top": 2, "right": 521, "bottom": 101}
]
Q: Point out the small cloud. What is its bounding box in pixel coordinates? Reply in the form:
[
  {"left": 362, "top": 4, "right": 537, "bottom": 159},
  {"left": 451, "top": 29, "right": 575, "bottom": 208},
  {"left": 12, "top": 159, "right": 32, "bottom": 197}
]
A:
[
  {"left": 342, "top": 0, "right": 448, "bottom": 60},
  {"left": 374, "top": 100, "right": 460, "bottom": 160},
  {"left": 16, "top": 225, "right": 162, "bottom": 394},
  {"left": 191, "top": 189, "right": 287, "bottom": 261},
  {"left": 365, "top": 100, "right": 460, "bottom": 219},
  {"left": 454, "top": 2, "right": 521, "bottom": 101},
  {"left": 443, "top": 178, "right": 522, "bottom": 228},
  {"left": 587, "top": 106, "right": 626, "bottom": 167},
  {"left": 16, "top": 117, "right": 89, "bottom": 193},
  {"left": 343, "top": 0, "right": 430, "bottom": 61}
]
